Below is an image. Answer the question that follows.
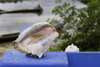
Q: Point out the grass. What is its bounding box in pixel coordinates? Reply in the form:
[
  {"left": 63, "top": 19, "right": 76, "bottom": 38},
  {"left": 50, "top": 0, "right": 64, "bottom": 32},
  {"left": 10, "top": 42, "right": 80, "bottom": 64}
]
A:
[{"left": 0, "top": 41, "right": 14, "bottom": 58}]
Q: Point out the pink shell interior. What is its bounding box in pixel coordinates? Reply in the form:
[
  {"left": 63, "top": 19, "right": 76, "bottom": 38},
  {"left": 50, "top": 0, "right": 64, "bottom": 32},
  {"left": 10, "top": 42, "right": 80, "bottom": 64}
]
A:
[{"left": 21, "top": 26, "right": 55, "bottom": 46}]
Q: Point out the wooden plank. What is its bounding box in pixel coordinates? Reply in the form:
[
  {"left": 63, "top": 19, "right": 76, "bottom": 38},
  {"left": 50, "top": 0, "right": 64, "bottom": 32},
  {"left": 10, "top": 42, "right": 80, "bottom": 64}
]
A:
[{"left": 0, "top": 5, "right": 43, "bottom": 14}]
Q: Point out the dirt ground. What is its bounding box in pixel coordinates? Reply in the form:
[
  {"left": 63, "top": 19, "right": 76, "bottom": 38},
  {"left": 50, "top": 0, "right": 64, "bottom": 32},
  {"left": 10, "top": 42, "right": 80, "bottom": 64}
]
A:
[
  {"left": 0, "top": 41, "right": 15, "bottom": 59},
  {"left": 0, "top": 40, "right": 60, "bottom": 59}
]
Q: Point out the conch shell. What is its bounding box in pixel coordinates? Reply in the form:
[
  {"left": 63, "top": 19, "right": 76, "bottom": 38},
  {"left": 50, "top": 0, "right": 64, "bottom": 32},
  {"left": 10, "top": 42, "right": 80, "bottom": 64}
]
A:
[{"left": 13, "top": 22, "right": 59, "bottom": 58}]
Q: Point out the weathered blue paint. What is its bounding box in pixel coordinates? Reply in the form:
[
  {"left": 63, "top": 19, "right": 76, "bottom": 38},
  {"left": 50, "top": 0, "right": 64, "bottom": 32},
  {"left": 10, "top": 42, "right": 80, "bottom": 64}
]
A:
[
  {"left": 66, "top": 52, "right": 100, "bottom": 67},
  {"left": 1, "top": 51, "right": 100, "bottom": 67},
  {"left": 0, "top": 50, "right": 68, "bottom": 67}
]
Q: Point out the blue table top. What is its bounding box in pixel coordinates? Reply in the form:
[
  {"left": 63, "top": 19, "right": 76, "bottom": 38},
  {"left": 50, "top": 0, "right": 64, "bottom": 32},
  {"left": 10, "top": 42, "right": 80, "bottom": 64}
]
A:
[{"left": 0, "top": 50, "right": 68, "bottom": 67}]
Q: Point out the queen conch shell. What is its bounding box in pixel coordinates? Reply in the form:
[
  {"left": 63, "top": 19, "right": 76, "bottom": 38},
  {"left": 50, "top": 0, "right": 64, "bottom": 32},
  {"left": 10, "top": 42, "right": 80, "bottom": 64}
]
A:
[{"left": 13, "top": 22, "right": 59, "bottom": 58}]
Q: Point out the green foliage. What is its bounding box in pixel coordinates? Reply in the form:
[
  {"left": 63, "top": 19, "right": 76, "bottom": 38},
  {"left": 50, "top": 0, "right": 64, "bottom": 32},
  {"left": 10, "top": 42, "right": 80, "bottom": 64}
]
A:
[
  {"left": 48, "top": 0, "right": 100, "bottom": 51},
  {"left": 81, "top": 0, "right": 92, "bottom": 4},
  {"left": 55, "top": 0, "right": 61, "bottom": 3}
]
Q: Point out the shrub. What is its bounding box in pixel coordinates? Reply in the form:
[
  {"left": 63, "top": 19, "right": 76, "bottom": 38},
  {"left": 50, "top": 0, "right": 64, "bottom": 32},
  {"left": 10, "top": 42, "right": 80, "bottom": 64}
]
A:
[{"left": 48, "top": 0, "right": 100, "bottom": 51}]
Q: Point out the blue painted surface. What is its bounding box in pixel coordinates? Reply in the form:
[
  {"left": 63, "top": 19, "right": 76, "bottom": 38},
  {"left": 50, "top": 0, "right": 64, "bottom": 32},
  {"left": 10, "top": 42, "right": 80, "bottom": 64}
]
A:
[
  {"left": 66, "top": 52, "right": 100, "bottom": 67},
  {"left": 0, "top": 50, "right": 68, "bottom": 67},
  {"left": 1, "top": 51, "right": 100, "bottom": 67}
]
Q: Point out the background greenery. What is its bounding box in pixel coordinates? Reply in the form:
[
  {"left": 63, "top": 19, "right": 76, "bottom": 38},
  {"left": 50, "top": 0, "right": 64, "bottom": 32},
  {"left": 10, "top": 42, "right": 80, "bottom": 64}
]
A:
[{"left": 48, "top": 0, "right": 100, "bottom": 51}]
